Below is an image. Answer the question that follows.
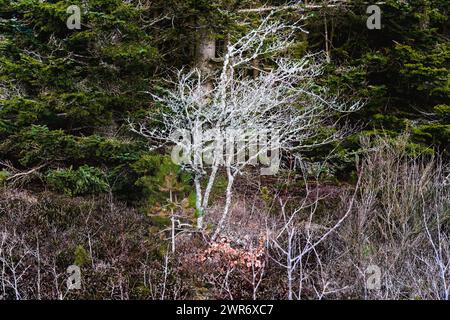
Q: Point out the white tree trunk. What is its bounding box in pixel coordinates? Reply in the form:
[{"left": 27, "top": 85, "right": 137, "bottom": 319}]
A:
[
  {"left": 212, "top": 166, "right": 235, "bottom": 241},
  {"left": 202, "top": 165, "right": 218, "bottom": 209},
  {"left": 194, "top": 174, "right": 204, "bottom": 229}
]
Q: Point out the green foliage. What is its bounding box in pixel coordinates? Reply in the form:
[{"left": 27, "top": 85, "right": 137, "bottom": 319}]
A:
[
  {"left": 394, "top": 43, "right": 449, "bottom": 97},
  {"left": 74, "top": 244, "right": 91, "bottom": 267},
  {"left": 260, "top": 186, "right": 272, "bottom": 208},
  {"left": 1, "top": 125, "right": 141, "bottom": 165},
  {"left": 132, "top": 154, "right": 191, "bottom": 209},
  {"left": 0, "top": 0, "right": 166, "bottom": 202},
  {"left": 0, "top": 170, "right": 10, "bottom": 187},
  {"left": 434, "top": 104, "right": 450, "bottom": 119},
  {"left": 207, "top": 174, "right": 227, "bottom": 204},
  {"left": 47, "top": 165, "right": 109, "bottom": 196},
  {"left": 0, "top": 0, "right": 448, "bottom": 197},
  {"left": 309, "top": 0, "right": 450, "bottom": 169}
]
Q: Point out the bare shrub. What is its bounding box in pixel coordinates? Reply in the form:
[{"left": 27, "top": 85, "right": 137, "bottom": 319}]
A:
[
  {"left": 1, "top": 135, "right": 447, "bottom": 300},
  {"left": 341, "top": 134, "right": 449, "bottom": 299},
  {"left": 0, "top": 191, "right": 188, "bottom": 300}
]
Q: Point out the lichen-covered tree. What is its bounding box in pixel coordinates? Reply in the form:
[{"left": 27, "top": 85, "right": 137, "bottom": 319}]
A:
[{"left": 132, "top": 12, "right": 363, "bottom": 236}]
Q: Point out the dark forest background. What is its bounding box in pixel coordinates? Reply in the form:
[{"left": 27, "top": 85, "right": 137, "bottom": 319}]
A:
[{"left": 0, "top": 0, "right": 448, "bottom": 299}]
